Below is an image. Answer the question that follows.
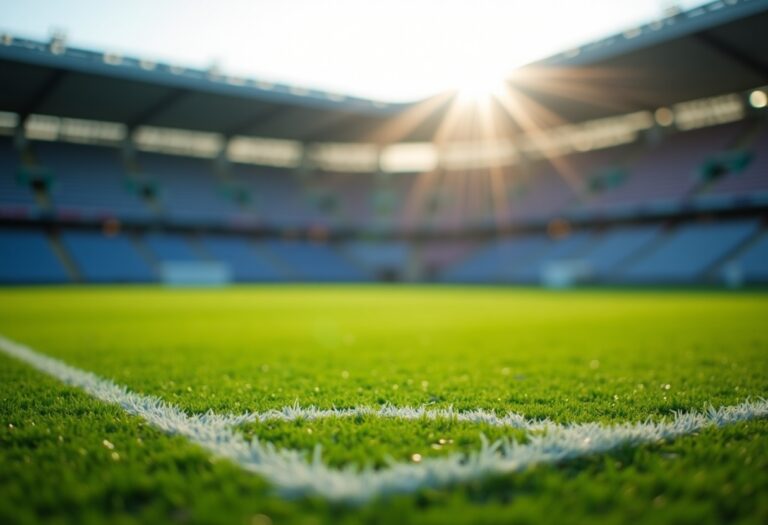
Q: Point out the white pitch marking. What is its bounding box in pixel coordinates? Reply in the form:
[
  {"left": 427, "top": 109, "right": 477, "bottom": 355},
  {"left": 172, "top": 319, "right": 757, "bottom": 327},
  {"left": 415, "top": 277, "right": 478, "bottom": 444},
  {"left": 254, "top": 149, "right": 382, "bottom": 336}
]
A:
[
  {"left": 238, "top": 404, "right": 549, "bottom": 430},
  {"left": 1, "top": 333, "right": 766, "bottom": 504}
]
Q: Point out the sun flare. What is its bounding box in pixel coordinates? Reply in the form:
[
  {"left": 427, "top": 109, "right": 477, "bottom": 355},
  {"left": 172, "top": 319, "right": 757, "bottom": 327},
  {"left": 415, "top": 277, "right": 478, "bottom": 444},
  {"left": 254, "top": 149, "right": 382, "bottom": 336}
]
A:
[{"left": 455, "top": 71, "right": 510, "bottom": 103}]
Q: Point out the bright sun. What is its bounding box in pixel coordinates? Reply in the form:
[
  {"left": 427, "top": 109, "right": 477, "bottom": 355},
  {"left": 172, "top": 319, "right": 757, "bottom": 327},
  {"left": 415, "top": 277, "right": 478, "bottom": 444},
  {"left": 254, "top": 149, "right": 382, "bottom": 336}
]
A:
[{"left": 455, "top": 70, "right": 510, "bottom": 103}]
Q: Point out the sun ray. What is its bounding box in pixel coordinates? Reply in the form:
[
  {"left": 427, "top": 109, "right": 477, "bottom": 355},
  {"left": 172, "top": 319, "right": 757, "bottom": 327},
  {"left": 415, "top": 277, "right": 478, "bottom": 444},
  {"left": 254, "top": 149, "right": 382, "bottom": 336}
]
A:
[
  {"left": 511, "top": 65, "right": 658, "bottom": 114},
  {"left": 366, "top": 92, "right": 454, "bottom": 144},
  {"left": 475, "top": 89, "right": 513, "bottom": 227},
  {"left": 493, "top": 85, "right": 586, "bottom": 196},
  {"left": 380, "top": 60, "right": 655, "bottom": 232}
]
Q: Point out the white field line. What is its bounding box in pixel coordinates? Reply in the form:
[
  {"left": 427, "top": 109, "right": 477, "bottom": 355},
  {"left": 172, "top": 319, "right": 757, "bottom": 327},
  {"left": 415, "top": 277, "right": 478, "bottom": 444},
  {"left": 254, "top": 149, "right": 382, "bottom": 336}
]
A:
[
  {"left": 1, "top": 333, "right": 766, "bottom": 504},
  {"left": 238, "top": 404, "right": 550, "bottom": 430}
]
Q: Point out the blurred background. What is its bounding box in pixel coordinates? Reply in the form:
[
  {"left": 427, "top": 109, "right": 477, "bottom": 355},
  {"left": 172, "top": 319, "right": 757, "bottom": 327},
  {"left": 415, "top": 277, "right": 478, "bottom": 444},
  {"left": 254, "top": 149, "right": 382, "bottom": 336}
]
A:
[{"left": 0, "top": 0, "right": 766, "bottom": 288}]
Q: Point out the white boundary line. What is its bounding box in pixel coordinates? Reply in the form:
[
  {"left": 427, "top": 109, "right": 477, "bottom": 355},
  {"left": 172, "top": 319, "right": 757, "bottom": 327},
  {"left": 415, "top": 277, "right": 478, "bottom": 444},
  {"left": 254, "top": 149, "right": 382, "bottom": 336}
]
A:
[
  {"left": 1, "top": 333, "right": 766, "bottom": 504},
  {"left": 238, "top": 404, "right": 549, "bottom": 430}
]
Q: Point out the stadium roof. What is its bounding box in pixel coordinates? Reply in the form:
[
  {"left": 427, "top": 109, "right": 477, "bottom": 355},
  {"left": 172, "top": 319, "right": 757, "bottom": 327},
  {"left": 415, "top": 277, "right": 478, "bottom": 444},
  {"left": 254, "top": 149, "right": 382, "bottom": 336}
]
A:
[{"left": 0, "top": 0, "right": 766, "bottom": 144}]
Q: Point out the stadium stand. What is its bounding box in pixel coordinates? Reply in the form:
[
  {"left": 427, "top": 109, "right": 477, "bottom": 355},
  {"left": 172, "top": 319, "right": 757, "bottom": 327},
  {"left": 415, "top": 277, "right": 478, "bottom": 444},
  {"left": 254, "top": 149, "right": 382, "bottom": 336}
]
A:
[
  {"left": 2, "top": 122, "right": 767, "bottom": 286},
  {"left": 724, "top": 231, "right": 768, "bottom": 283},
  {"left": 199, "top": 235, "right": 283, "bottom": 282},
  {"left": 59, "top": 230, "right": 154, "bottom": 282},
  {"left": 139, "top": 153, "right": 241, "bottom": 225},
  {"left": 578, "top": 225, "right": 661, "bottom": 281},
  {"left": 418, "top": 240, "right": 477, "bottom": 279},
  {"left": 443, "top": 235, "right": 550, "bottom": 283},
  {"left": 0, "top": 0, "right": 767, "bottom": 286},
  {"left": 0, "top": 138, "right": 38, "bottom": 218},
  {"left": 35, "top": 141, "right": 151, "bottom": 221},
  {"left": 503, "top": 232, "right": 595, "bottom": 283},
  {"left": 0, "top": 228, "right": 68, "bottom": 282},
  {"left": 143, "top": 231, "right": 202, "bottom": 263},
  {"left": 587, "top": 124, "right": 744, "bottom": 212},
  {"left": 620, "top": 220, "right": 760, "bottom": 283},
  {"left": 343, "top": 240, "right": 409, "bottom": 279},
  {"left": 700, "top": 125, "right": 768, "bottom": 205},
  {"left": 507, "top": 166, "right": 581, "bottom": 222},
  {"left": 265, "top": 240, "right": 368, "bottom": 281},
  {"left": 230, "top": 164, "right": 322, "bottom": 228}
]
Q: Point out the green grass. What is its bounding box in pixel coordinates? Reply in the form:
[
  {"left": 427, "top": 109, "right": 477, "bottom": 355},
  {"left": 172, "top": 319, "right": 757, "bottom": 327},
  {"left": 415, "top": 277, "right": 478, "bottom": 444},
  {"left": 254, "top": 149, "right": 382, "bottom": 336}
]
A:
[{"left": 0, "top": 285, "right": 766, "bottom": 524}]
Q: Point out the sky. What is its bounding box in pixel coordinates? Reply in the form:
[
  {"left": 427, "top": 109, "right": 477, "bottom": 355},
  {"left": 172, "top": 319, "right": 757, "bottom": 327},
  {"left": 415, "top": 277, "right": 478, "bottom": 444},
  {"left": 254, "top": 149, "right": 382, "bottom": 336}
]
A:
[{"left": 0, "top": 0, "right": 710, "bottom": 102}]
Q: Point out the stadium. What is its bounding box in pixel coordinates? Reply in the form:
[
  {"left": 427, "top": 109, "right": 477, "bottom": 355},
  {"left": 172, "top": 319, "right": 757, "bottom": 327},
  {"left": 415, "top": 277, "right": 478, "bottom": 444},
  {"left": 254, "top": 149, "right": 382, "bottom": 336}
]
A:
[{"left": 0, "top": 0, "right": 766, "bottom": 523}]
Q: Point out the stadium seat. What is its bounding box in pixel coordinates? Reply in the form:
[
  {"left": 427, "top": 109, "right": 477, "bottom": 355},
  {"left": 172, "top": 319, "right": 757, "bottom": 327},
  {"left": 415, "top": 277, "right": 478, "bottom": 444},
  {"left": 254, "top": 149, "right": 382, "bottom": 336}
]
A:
[
  {"left": 343, "top": 240, "right": 409, "bottom": 277},
  {"left": 724, "top": 232, "right": 768, "bottom": 283},
  {"left": 265, "top": 240, "right": 368, "bottom": 282},
  {"left": 0, "top": 228, "right": 69, "bottom": 283},
  {"left": 578, "top": 225, "right": 661, "bottom": 280},
  {"left": 504, "top": 232, "right": 594, "bottom": 283},
  {"left": 201, "top": 235, "right": 284, "bottom": 282},
  {"left": 35, "top": 142, "right": 151, "bottom": 221},
  {"left": 0, "top": 138, "right": 38, "bottom": 217},
  {"left": 140, "top": 153, "right": 242, "bottom": 225},
  {"left": 143, "top": 232, "right": 201, "bottom": 262},
  {"left": 442, "top": 235, "right": 550, "bottom": 283},
  {"left": 620, "top": 220, "right": 759, "bottom": 283},
  {"left": 588, "top": 123, "right": 743, "bottom": 213},
  {"left": 60, "top": 230, "right": 155, "bottom": 282},
  {"left": 506, "top": 168, "right": 579, "bottom": 222},
  {"left": 702, "top": 126, "right": 768, "bottom": 204},
  {"left": 418, "top": 240, "right": 477, "bottom": 279},
  {"left": 230, "top": 164, "right": 324, "bottom": 228}
]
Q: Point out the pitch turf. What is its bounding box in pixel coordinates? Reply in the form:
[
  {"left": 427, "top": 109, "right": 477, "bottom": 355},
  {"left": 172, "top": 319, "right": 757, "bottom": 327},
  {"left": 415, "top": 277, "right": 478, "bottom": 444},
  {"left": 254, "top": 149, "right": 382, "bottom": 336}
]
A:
[{"left": 0, "top": 286, "right": 766, "bottom": 524}]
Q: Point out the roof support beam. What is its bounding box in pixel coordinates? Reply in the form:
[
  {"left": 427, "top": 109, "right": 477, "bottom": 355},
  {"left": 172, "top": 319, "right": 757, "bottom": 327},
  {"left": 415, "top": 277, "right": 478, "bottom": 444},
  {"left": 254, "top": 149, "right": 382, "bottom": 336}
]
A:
[
  {"left": 223, "top": 105, "right": 290, "bottom": 139},
  {"left": 695, "top": 31, "right": 768, "bottom": 81},
  {"left": 18, "top": 69, "right": 67, "bottom": 122},
  {"left": 296, "top": 112, "right": 365, "bottom": 142},
  {"left": 126, "top": 88, "right": 189, "bottom": 131}
]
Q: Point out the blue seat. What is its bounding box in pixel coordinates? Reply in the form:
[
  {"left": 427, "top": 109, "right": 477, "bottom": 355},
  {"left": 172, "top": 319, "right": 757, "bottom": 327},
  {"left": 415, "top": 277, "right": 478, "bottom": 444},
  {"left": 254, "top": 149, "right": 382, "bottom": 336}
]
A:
[
  {"left": 621, "top": 220, "right": 759, "bottom": 282},
  {"left": 580, "top": 225, "right": 660, "bottom": 279},
  {"left": 60, "top": 231, "right": 154, "bottom": 282},
  {"left": 726, "top": 233, "right": 768, "bottom": 283},
  {"left": 0, "top": 229, "right": 69, "bottom": 283},
  {"left": 266, "top": 240, "right": 367, "bottom": 281},
  {"left": 144, "top": 232, "right": 200, "bottom": 262},
  {"left": 442, "top": 235, "right": 549, "bottom": 283},
  {"left": 505, "top": 233, "right": 593, "bottom": 283},
  {"left": 141, "top": 153, "right": 240, "bottom": 225},
  {"left": 0, "top": 138, "right": 37, "bottom": 216},
  {"left": 201, "top": 235, "right": 282, "bottom": 281},
  {"left": 36, "top": 142, "right": 150, "bottom": 221},
  {"left": 344, "top": 241, "right": 407, "bottom": 275}
]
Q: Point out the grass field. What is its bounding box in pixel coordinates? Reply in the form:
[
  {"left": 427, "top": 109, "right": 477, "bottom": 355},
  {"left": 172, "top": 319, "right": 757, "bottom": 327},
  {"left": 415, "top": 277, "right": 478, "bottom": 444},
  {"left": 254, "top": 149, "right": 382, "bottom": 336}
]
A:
[{"left": 0, "top": 286, "right": 766, "bottom": 524}]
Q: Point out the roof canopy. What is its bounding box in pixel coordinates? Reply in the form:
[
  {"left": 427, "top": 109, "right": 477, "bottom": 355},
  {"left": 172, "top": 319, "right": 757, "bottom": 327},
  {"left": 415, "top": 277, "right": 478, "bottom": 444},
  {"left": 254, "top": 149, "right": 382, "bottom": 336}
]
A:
[{"left": 0, "top": 0, "right": 766, "bottom": 143}]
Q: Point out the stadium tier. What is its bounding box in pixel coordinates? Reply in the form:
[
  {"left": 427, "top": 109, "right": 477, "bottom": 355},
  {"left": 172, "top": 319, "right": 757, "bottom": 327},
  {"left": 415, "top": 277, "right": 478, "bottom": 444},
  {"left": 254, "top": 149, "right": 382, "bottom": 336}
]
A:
[
  {"left": 265, "top": 240, "right": 367, "bottom": 281},
  {"left": 229, "top": 163, "right": 324, "bottom": 227},
  {"left": 143, "top": 231, "right": 201, "bottom": 262},
  {"left": 0, "top": 138, "right": 38, "bottom": 217},
  {"left": 344, "top": 240, "right": 410, "bottom": 280},
  {"left": 726, "top": 231, "right": 768, "bottom": 282},
  {"left": 0, "top": 118, "right": 767, "bottom": 285},
  {"left": 140, "top": 152, "right": 242, "bottom": 225},
  {"left": 59, "top": 229, "right": 155, "bottom": 282},
  {"left": 576, "top": 224, "right": 661, "bottom": 280},
  {"left": 199, "top": 235, "right": 284, "bottom": 282},
  {"left": 0, "top": 228, "right": 68, "bottom": 283},
  {"left": 619, "top": 220, "right": 759, "bottom": 283},
  {"left": 37, "top": 141, "right": 152, "bottom": 221}
]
